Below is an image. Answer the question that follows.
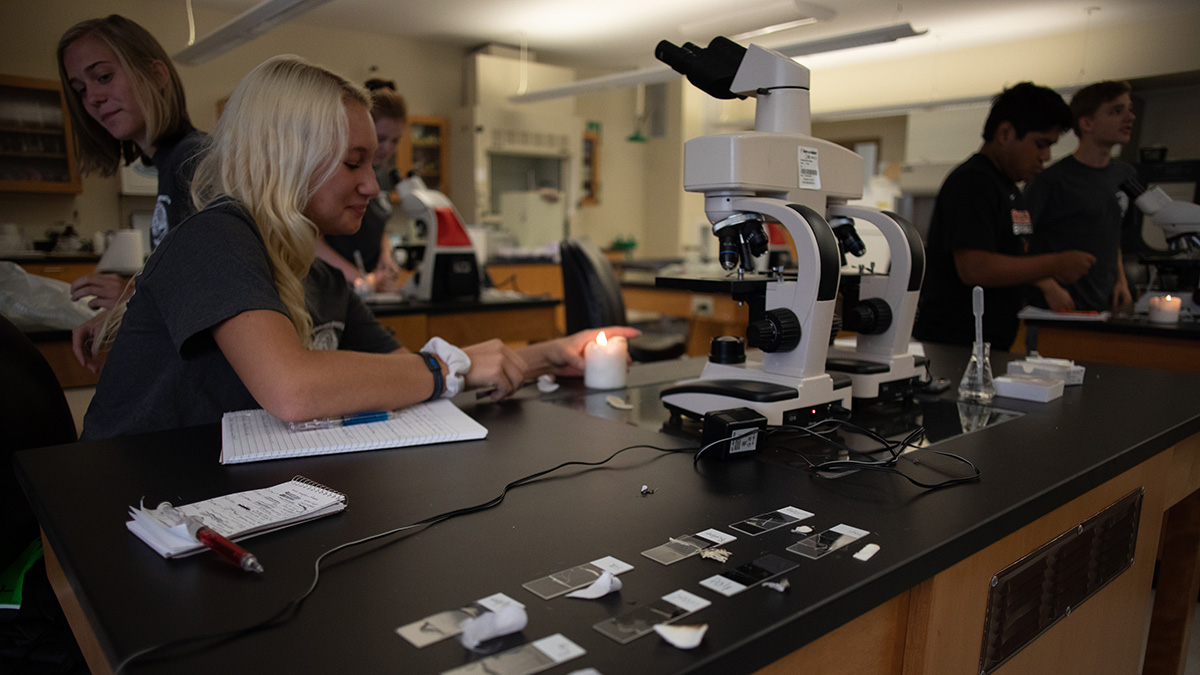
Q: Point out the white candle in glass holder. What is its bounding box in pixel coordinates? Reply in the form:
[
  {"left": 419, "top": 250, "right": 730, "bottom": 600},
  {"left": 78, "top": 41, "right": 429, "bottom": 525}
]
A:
[
  {"left": 584, "top": 331, "right": 628, "bottom": 389},
  {"left": 1149, "top": 294, "right": 1182, "bottom": 323}
]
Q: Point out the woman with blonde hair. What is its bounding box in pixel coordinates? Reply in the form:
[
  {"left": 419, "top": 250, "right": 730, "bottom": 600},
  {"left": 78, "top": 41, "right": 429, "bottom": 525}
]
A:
[
  {"left": 82, "top": 55, "right": 633, "bottom": 440},
  {"left": 316, "top": 78, "right": 406, "bottom": 290},
  {"left": 58, "top": 15, "right": 207, "bottom": 308}
]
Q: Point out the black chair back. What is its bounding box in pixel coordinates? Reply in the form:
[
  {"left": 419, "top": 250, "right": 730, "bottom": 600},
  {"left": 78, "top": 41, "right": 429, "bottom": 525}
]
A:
[
  {"left": 0, "top": 314, "right": 77, "bottom": 566},
  {"left": 560, "top": 238, "right": 627, "bottom": 333}
]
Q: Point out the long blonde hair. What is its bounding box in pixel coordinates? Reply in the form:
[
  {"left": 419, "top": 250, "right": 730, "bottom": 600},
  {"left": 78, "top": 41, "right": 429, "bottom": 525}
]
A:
[
  {"left": 57, "top": 15, "right": 193, "bottom": 175},
  {"left": 190, "top": 56, "right": 369, "bottom": 346}
]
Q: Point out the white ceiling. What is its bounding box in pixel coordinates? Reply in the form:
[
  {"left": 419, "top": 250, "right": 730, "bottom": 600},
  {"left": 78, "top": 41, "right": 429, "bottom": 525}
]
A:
[{"left": 187, "top": 0, "right": 1198, "bottom": 73}]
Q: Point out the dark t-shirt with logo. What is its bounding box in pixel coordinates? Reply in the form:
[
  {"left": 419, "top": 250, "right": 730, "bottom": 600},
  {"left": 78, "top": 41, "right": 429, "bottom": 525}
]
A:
[
  {"left": 82, "top": 200, "right": 400, "bottom": 440},
  {"left": 914, "top": 153, "right": 1033, "bottom": 349}
]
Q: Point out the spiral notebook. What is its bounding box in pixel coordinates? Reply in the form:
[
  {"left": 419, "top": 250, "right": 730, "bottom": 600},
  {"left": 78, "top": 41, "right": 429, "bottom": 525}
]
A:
[
  {"left": 220, "top": 399, "right": 488, "bottom": 465},
  {"left": 126, "top": 476, "right": 347, "bottom": 559}
]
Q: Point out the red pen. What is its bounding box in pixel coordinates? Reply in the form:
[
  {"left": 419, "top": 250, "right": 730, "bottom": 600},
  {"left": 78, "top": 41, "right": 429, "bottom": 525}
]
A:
[{"left": 157, "top": 503, "right": 264, "bottom": 573}]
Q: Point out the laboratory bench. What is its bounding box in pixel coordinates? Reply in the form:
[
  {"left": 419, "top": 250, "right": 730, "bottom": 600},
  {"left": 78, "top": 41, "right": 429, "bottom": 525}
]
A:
[
  {"left": 1022, "top": 314, "right": 1200, "bottom": 375},
  {"left": 15, "top": 345, "right": 1200, "bottom": 675}
]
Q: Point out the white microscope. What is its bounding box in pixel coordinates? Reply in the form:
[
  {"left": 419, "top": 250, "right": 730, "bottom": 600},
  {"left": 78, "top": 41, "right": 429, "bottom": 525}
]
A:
[
  {"left": 396, "top": 174, "right": 482, "bottom": 303},
  {"left": 655, "top": 37, "right": 865, "bottom": 426},
  {"left": 1122, "top": 179, "right": 1200, "bottom": 317},
  {"left": 824, "top": 206, "right": 928, "bottom": 400}
]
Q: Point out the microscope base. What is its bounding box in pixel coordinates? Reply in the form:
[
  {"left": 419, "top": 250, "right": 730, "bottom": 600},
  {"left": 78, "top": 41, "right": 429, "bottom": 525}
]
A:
[
  {"left": 826, "top": 348, "right": 928, "bottom": 400},
  {"left": 661, "top": 374, "right": 851, "bottom": 426}
]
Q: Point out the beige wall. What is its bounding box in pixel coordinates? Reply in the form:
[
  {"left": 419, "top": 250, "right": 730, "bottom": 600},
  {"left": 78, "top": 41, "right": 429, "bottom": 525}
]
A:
[
  {"left": 0, "top": 0, "right": 461, "bottom": 240},
  {"left": 3, "top": 1, "right": 1199, "bottom": 258}
]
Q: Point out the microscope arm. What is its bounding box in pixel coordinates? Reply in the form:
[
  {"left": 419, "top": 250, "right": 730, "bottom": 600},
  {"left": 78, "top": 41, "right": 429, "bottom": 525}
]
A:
[
  {"left": 827, "top": 205, "right": 925, "bottom": 361},
  {"left": 729, "top": 196, "right": 840, "bottom": 381}
]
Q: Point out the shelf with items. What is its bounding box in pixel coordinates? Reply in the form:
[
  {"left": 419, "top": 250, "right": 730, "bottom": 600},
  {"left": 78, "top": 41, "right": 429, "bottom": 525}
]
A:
[
  {"left": 0, "top": 74, "right": 81, "bottom": 194},
  {"left": 581, "top": 129, "right": 600, "bottom": 206},
  {"left": 398, "top": 115, "right": 449, "bottom": 196}
]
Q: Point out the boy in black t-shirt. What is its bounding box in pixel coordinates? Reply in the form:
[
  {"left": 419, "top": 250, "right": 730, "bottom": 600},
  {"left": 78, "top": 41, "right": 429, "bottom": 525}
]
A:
[
  {"left": 1025, "top": 81, "right": 1138, "bottom": 313},
  {"left": 913, "top": 82, "right": 1095, "bottom": 350}
]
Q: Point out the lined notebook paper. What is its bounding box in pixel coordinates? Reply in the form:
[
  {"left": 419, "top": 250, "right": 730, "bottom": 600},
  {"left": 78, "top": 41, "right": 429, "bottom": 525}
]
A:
[
  {"left": 126, "top": 476, "right": 347, "bottom": 558},
  {"left": 220, "top": 399, "right": 488, "bottom": 464}
]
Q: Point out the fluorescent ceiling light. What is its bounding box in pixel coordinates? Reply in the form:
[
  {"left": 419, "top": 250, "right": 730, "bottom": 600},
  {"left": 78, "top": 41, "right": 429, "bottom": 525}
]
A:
[
  {"left": 174, "top": 0, "right": 334, "bottom": 66},
  {"left": 509, "top": 23, "right": 926, "bottom": 104},
  {"left": 733, "top": 18, "right": 819, "bottom": 42}
]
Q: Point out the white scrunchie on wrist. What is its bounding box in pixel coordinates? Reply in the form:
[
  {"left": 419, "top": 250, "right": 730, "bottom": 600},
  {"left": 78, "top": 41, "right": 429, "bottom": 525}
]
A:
[{"left": 420, "top": 337, "right": 470, "bottom": 398}]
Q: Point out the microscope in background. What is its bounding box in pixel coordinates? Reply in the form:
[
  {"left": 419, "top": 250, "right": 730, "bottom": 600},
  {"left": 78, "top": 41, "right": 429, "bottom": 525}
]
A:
[
  {"left": 1122, "top": 179, "right": 1200, "bottom": 317},
  {"left": 396, "top": 174, "right": 481, "bottom": 303},
  {"left": 655, "top": 36, "right": 864, "bottom": 426},
  {"left": 824, "top": 206, "right": 928, "bottom": 400}
]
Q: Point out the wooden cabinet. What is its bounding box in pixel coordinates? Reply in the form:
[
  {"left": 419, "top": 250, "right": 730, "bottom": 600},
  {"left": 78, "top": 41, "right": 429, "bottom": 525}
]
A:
[
  {"left": 0, "top": 75, "right": 81, "bottom": 194},
  {"left": 399, "top": 115, "right": 448, "bottom": 195}
]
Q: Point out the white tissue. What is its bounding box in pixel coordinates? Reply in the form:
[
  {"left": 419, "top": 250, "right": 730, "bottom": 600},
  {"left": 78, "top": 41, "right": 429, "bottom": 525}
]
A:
[
  {"left": 565, "top": 571, "right": 622, "bottom": 599},
  {"left": 459, "top": 605, "right": 528, "bottom": 649},
  {"left": 536, "top": 374, "right": 560, "bottom": 393},
  {"left": 654, "top": 623, "right": 708, "bottom": 649}
]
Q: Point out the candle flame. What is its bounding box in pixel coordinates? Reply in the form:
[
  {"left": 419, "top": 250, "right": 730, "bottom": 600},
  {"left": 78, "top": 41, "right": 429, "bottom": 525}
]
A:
[
  {"left": 596, "top": 331, "right": 608, "bottom": 346},
  {"left": 1166, "top": 295, "right": 1174, "bottom": 301}
]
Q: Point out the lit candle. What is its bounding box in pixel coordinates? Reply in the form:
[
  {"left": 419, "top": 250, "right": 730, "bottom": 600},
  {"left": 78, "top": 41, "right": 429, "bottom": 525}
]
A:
[
  {"left": 1149, "top": 294, "right": 1182, "bottom": 324},
  {"left": 584, "top": 331, "right": 628, "bottom": 389}
]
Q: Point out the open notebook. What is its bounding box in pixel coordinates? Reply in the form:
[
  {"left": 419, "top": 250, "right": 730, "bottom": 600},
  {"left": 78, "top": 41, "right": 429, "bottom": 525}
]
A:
[
  {"left": 220, "top": 399, "right": 488, "bottom": 464},
  {"left": 126, "top": 476, "right": 346, "bottom": 559}
]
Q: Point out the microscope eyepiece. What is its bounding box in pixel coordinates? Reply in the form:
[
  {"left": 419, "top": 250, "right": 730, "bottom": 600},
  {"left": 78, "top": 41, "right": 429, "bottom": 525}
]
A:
[{"left": 655, "top": 37, "right": 747, "bottom": 100}]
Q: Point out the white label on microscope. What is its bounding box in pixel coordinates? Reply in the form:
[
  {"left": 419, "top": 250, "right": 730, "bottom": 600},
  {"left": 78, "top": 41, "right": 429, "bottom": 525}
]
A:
[{"left": 799, "top": 146, "right": 821, "bottom": 190}]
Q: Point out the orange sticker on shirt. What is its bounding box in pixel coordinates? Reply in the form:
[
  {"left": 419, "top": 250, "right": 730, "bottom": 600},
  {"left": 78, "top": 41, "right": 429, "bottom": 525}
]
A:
[{"left": 1011, "top": 209, "right": 1033, "bottom": 235}]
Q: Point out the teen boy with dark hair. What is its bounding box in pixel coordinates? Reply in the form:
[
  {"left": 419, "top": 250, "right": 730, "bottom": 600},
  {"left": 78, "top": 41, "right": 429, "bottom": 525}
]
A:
[
  {"left": 914, "top": 82, "right": 1095, "bottom": 349},
  {"left": 1024, "top": 81, "right": 1138, "bottom": 312}
]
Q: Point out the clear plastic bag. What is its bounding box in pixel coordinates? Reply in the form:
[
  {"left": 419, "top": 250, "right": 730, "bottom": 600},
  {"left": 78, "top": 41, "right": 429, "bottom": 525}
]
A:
[{"left": 0, "top": 261, "right": 97, "bottom": 331}]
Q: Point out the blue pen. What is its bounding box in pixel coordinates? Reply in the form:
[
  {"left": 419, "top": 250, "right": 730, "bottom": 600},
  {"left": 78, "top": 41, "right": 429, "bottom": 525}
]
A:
[{"left": 288, "top": 411, "right": 393, "bottom": 432}]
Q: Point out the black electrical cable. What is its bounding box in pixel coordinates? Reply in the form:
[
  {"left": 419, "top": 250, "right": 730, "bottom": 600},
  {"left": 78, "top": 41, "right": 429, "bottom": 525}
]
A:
[
  {"left": 765, "top": 420, "right": 980, "bottom": 490},
  {"left": 112, "top": 442, "right": 697, "bottom": 673}
]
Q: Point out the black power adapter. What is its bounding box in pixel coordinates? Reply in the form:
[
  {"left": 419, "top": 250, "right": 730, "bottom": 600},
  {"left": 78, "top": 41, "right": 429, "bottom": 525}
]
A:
[{"left": 701, "top": 408, "right": 768, "bottom": 460}]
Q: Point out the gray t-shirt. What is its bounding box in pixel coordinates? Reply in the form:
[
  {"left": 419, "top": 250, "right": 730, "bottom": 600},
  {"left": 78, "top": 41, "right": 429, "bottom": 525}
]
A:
[
  {"left": 82, "top": 200, "right": 400, "bottom": 440},
  {"left": 1024, "top": 155, "right": 1138, "bottom": 311}
]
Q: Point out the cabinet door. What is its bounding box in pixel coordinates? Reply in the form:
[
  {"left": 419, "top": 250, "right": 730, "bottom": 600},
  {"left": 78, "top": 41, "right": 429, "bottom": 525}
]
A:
[
  {"left": 400, "top": 115, "right": 449, "bottom": 196},
  {"left": 0, "top": 74, "right": 82, "bottom": 194}
]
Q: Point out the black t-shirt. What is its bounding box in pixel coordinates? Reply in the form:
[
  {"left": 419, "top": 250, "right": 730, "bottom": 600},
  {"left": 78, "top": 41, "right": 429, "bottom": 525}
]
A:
[
  {"left": 148, "top": 127, "right": 209, "bottom": 249},
  {"left": 82, "top": 200, "right": 400, "bottom": 440},
  {"left": 913, "top": 153, "right": 1033, "bottom": 349},
  {"left": 1024, "top": 156, "right": 1138, "bottom": 311},
  {"left": 324, "top": 195, "right": 389, "bottom": 272}
]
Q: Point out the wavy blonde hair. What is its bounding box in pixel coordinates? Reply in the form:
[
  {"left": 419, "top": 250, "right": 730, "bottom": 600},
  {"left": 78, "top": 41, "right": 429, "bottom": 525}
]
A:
[
  {"left": 57, "top": 15, "right": 193, "bottom": 175},
  {"left": 191, "top": 56, "right": 369, "bottom": 347}
]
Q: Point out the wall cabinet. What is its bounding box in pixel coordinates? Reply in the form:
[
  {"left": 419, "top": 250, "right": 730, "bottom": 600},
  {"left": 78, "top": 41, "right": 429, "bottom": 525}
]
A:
[
  {"left": 0, "top": 74, "right": 81, "bottom": 194},
  {"left": 398, "top": 115, "right": 449, "bottom": 196}
]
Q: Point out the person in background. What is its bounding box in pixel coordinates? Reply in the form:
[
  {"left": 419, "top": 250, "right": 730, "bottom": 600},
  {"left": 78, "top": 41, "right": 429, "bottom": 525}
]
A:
[
  {"left": 913, "top": 82, "right": 1095, "bottom": 350},
  {"left": 57, "top": 15, "right": 208, "bottom": 367},
  {"left": 1024, "top": 81, "right": 1138, "bottom": 312},
  {"left": 82, "top": 55, "right": 635, "bottom": 440},
  {"left": 315, "top": 78, "right": 405, "bottom": 292}
]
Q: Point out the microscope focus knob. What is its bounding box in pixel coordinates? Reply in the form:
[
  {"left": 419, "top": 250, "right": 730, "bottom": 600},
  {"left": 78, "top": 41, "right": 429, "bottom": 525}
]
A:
[
  {"left": 842, "top": 298, "right": 893, "bottom": 335},
  {"left": 746, "top": 309, "right": 801, "bottom": 352}
]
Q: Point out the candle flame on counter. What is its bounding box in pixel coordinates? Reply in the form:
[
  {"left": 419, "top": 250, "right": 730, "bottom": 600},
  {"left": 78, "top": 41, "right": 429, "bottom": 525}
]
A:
[
  {"left": 596, "top": 331, "right": 608, "bottom": 346},
  {"left": 1166, "top": 295, "right": 1174, "bottom": 301}
]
